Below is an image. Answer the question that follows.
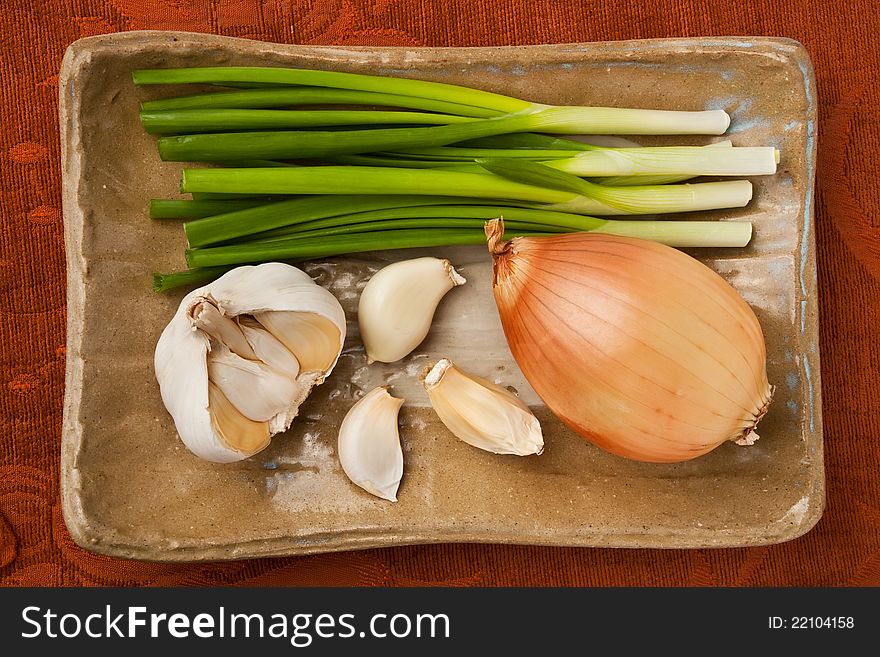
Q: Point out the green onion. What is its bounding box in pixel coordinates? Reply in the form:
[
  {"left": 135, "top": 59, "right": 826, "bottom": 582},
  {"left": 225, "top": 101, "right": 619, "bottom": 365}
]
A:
[
  {"left": 154, "top": 114, "right": 530, "bottom": 161},
  {"left": 383, "top": 146, "right": 581, "bottom": 161},
  {"left": 140, "top": 109, "right": 476, "bottom": 134},
  {"left": 149, "top": 198, "right": 271, "bottom": 219},
  {"left": 372, "top": 142, "right": 768, "bottom": 178},
  {"left": 545, "top": 146, "right": 778, "bottom": 177},
  {"left": 183, "top": 194, "right": 529, "bottom": 247},
  {"left": 254, "top": 218, "right": 570, "bottom": 242},
  {"left": 152, "top": 266, "right": 233, "bottom": 292},
  {"left": 475, "top": 157, "right": 755, "bottom": 214},
  {"left": 588, "top": 219, "right": 752, "bottom": 246},
  {"left": 243, "top": 205, "right": 603, "bottom": 242},
  {"left": 180, "top": 166, "right": 754, "bottom": 216},
  {"left": 186, "top": 229, "right": 537, "bottom": 268},
  {"left": 188, "top": 219, "right": 752, "bottom": 268},
  {"left": 141, "top": 87, "right": 503, "bottom": 118},
  {"left": 156, "top": 104, "right": 730, "bottom": 161},
  {"left": 458, "top": 133, "right": 599, "bottom": 151},
  {"left": 242, "top": 205, "right": 749, "bottom": 245},
  {"left": 133, "top": 67, "right": 532, "bottom": 113},
  {"left": 157, "top": 215, "right": 751, "bottom": 291},
  {"left": 594, "top": 140, "right": 733, "bottom": 186},
  {"left": 328, "top": 154, "right": 461, "bottom": 168},
  {"left": 136, "top": 68, "right": 730, "bottom": 161},
  {"left": 134, "top": 69, "right": 730, "bottom": 137},
  {"left": 132, "top": 66, "right": 532, "bottom": 113}
]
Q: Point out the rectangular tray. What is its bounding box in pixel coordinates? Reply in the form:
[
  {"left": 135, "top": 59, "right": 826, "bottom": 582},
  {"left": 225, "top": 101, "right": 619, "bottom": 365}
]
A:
[{"left": 60, "top": 32, "right": 823, "bottom": 560}]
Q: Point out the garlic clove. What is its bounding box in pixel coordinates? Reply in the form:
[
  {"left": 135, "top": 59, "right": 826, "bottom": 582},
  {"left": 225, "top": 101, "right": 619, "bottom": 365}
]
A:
[
  {"left": 254, "top": 310, "right": 341, "bottom": 376},
  {"left": 358, "top": 257, "right": 466, "bottom": 364},
  {"left": 207, "top": 344, "right": 301, "bottom": 422},
  {"left": 190, "top": 297, "right": 258, "bottom": 360},
  {"left": 423, "top": 358, "right": 544, "bottom": 456},
  {"left": 237, "top": 316, "right": 301, "bottom": 379},
  {"left": 337, "top": 387, "right": 404, "bottom": 502},
  {"left": 208, "top": 382, "right": 271, "bottom": 455}
]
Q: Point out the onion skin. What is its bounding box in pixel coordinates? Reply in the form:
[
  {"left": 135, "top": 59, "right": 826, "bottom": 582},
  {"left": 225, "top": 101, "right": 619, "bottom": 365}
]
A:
[{"left": 486, "top": 219, "right": 773, "bottom": 463}]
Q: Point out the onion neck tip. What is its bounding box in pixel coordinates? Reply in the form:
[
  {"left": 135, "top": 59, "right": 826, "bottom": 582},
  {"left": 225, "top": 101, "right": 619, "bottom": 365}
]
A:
[{"left": 484, "top": 217, "right": 511, "bottom": 256}]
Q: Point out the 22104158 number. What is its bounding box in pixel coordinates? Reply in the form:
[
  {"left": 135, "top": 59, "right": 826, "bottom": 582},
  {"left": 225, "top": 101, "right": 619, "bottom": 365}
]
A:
[{"left": 769, "top": 617, "right": 855, "bottom": 629}]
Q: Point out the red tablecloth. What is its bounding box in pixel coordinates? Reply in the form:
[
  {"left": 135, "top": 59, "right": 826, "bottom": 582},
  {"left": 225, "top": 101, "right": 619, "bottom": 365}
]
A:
[{"left": 2, "top": 0, "right": 878, "bottom": 586}]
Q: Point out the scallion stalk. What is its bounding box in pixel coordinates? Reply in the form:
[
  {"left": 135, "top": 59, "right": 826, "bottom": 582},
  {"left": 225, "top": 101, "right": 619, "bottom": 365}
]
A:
[
  {"left": 157, "top": 104, "right": 730, "bottom": 161},
  {"left": 157, "top": 216, "right": 750, "bottom": 292},
  {"left": 186, "top": 229, "right": 535, "bottom": 268},
  {"left": 589, "top": 139, "right": 733, "bottom": 185},
  {"left": 383, "top": 146, "right": 580, "bottom": 160},
  {"left": 140, "top": 87, "right": 503, "bottom": 118},
  {"left": 475, "top": 157, "right": 753, "bottom": 214},
  {"left": 133, "top": 67, "right": 532, "bottom": 114},
  {"left": 254, "top": 218, "right": 570, "bottom": 242},
  {"left": 458, "top": 133, "right": 599, "bottom": 151},
  {"left": 152, "top": 266, "right": 233, "bottom": 292},
  {"left": 188, "top": 219, "right": 752, "bottom": 268},
  {"left": 149, "top": 198, "right": 273, "bottom": 219},
  {"left": 180, "top": 166, "right": 754, "bottom": 217},
  {"left": 246, "top": 210, "right": 750, "bottom": 247},
  {"left": 134, "top": 68, "right": 730, "bottom": 138},
  {"left": 328, "top": 154, "right": 461, "bottom": 168},
  {"left": 243, "top": 205, "right": 608, "bottom": 241},
  {"left": 155, "top": 114, "right": 529, "bottom": 161},
  {"left": 546, "top": 146, "right": 778, "bottom": 177},
  {"left": 183, "top": 194, "right": 532, "bottom": 247},
  {"left": 140, "top": 109, "right": 476, "bottom": 134}
]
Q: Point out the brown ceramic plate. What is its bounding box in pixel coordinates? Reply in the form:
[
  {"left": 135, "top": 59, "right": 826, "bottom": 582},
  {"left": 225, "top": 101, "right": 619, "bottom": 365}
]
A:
[{"left": 60, "top": 32, "right": 822, "bottom": 560}]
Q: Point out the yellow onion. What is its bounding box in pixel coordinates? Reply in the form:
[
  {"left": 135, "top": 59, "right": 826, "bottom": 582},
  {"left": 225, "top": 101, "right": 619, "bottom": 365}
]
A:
[{"left": 485, "top": 218, "right": 773, "bottom": 463}]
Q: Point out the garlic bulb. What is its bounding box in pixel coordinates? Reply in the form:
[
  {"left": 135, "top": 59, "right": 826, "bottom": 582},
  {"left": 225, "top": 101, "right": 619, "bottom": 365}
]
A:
[
  {"left": 154, "top": 263, "right": 346, "bottom": 463},
  {"left": 358, "top": 257, "right": 466, "bottom": 363},
  {"left": 423, "top": 358, "right": 544, "bottom": 456},
  {"left": 485, "top": 218, "right": 772, "bottom": 463},
  {"left": 337, "top": 387, "right": 405, "bottom": 502}
]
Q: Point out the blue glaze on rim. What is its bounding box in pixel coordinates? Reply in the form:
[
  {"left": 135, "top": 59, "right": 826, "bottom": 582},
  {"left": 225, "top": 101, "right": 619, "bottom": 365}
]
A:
[{"left": 795, "top": 51, "right": 818, "bottom": 437}]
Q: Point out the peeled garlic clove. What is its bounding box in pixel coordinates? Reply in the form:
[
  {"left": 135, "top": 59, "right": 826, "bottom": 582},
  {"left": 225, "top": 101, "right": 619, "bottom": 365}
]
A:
[
  {"left": 358, "top": 257, "right": 466, "bottom": 364},
  {"left": 254, "top": 310, "right": 341, "bottom": 376},
  {"left": 338, "top": 387, "right": 405, "bottom": 502},
  {"left": 237, "top": 316, "right": 301, "bottom": 379},
  {"left": 154, "top": 263, "right": 346, "bottom": 463},
  {"left": 207, "top": 344, "right": 300, "bottom": 422},
  {"left": 423, "top": 359, "right": 544, "bottom": 456}
]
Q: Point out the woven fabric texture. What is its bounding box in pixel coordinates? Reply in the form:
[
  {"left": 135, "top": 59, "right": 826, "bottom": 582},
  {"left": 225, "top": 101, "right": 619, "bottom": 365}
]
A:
[{"left": 1, "top": 0, "right": 878, "bottom": 586}]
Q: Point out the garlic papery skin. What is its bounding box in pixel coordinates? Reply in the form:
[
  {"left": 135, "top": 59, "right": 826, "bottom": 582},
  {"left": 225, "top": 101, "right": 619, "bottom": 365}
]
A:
[
  {"left": 337, "top": 387, "right": 404, "bottom": 502},
  {"left": 191, "top": 299, "right": 257, "bottom": 360},
  {"left": 358, "top": 257, "right": 466, "bottom": 364},
  {"left": 154, "top": 262, "right": 346, "bottom": 463},
  {"left": 423, "top": 358, "right": 544, "bottom": 456},
  {"left": 485, "top": 218, "right": 773, "bottom": 464}
]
